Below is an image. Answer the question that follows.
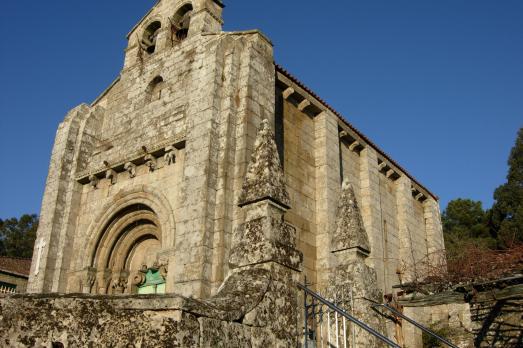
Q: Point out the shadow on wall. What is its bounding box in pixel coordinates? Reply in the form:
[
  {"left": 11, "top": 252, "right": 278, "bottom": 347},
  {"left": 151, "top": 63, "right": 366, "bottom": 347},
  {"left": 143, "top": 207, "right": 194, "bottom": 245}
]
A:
[{"left": 472, "top": 298, "right": 523, "bottom": 348}]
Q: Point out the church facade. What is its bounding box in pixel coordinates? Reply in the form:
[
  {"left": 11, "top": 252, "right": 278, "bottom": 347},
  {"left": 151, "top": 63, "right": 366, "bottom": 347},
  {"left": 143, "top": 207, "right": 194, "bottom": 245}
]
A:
[{"left": 5, "top": 0, "right": 445, "bottom": 346}]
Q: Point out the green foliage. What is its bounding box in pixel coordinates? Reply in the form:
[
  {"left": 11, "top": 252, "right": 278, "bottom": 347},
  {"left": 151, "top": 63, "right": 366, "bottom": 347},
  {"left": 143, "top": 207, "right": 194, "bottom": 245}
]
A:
[
  {"left": 443, "top": 128, "right": 523, "bottom": 251},
  {"left": 442, "top": 199, "right": 496, "bottom": 254},
  {"left": 0, "top": 214, "right": 38, "bottom": 258},
  {"left": 422, "top": 326, "right": 451, "bottom": 347},
  {"left": 490, "top": 128, "right": 523, "bottom": 247}
]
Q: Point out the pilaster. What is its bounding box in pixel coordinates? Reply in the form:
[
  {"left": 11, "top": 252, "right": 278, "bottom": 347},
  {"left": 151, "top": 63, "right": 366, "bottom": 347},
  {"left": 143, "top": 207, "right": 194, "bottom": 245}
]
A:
[
  {"left": 359, "top": 147, "right": 385, "bottom": 285},
  {"left": 27, "top": 104, "right": 91, "bottom": 293},
  {"left": 313, "top": 111, "right": 340, "bottom": 290}
]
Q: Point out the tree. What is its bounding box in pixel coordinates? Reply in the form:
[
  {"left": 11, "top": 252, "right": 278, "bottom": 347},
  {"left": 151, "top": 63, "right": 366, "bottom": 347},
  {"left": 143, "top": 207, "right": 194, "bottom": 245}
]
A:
[
  {"left": 442, "top": 198, "right": 495, "bottom": 254},
  {"left": 0, "top": 214, "right": 38, "bottom": 258},
  {"left": 491, "top": 128, "right": 523, "bottom": 247}
]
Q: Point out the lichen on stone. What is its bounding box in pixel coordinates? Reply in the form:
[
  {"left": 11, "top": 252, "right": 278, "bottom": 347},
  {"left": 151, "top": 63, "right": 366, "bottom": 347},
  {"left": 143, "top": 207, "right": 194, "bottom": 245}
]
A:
[
  {"left": 237, "top": 119, "right": 290, "bottom": 209},
  {"left": 332, "top": 179, "right": 371, "bottom": 255}
]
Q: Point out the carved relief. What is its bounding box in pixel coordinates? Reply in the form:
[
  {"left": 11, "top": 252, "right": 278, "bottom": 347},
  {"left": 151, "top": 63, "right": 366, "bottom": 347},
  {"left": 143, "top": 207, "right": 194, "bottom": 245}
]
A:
[
  {"left": 111, "top": 272, "right": 129, "bottom": 294},
  {"left": 164, "top": 146, "right": 176, "bottom": 165},
  {"left": 82, "top": 267, "right": 97, "bottom": 294},
  {"left": 105, "top": 169, "right": 117, "bottom": 185},
  {"left": 144, "top": 154, "right": 157, "bottom": 172},
  {"left": 96, "top": 269, "right": 113, "bottom": 295},
  {"left": 88, "top": 175, "right": 99, "bottom": 189},
  {"left": 124, "top": 162, "right": 137, "bottom": 178}
]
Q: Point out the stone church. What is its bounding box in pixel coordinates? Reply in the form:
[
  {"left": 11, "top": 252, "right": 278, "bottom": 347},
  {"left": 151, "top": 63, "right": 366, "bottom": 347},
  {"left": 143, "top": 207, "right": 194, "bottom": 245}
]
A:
[{"left": 1, "top": 0, "right": 445, "bottom": 346}]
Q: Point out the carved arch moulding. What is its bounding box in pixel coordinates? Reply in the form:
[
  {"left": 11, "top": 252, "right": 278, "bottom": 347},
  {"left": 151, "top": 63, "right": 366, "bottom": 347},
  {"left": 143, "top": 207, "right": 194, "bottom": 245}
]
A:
[{"left": 77, "top": 187, "right": 176, "bottom": 294}]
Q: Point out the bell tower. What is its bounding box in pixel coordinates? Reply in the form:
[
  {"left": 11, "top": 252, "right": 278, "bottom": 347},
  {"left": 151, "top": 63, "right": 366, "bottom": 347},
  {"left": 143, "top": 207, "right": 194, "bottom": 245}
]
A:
[
  {"left": 123, "top": 0, "right": 224, "bottom": 69},
  {"left": 189, "top": 0, "right": 224, "bottom": 35}
]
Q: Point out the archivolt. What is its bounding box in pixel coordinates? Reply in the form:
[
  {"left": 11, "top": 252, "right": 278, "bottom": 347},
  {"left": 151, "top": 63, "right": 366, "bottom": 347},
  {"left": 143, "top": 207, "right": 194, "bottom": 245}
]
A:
[{"left": 82, "top": 186, "right": 175, "bottom": 271}]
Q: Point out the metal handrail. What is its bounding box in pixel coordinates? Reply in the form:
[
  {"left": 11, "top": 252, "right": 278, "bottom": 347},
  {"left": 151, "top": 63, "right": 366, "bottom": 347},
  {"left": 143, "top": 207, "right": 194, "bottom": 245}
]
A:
[
  {"left": 298, "top": 283, "right": 401, "bottom": 348},
  {"left": 371, "top": 303, "right": 458, "bottom": 348}
]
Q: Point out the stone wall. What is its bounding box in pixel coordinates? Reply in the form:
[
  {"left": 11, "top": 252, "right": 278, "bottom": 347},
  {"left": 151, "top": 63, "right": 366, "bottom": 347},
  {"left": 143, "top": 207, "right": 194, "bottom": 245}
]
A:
[
  {"left": 400, "top": 283, "right": 523, "bottom": 348},
  {"left": 0, "top": 285, "right": 286, "bottom": 348}
]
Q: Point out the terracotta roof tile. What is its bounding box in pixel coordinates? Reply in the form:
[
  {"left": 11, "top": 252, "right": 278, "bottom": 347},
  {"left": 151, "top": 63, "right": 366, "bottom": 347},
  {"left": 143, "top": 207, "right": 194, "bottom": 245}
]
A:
[{"left": 0, "top": 256, "right": 32, "bottom": 277}]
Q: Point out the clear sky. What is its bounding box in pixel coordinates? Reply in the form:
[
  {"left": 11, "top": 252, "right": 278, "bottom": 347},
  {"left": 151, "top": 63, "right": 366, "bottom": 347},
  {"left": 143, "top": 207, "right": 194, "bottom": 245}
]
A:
[{"left": 0, "top": 0, "right": 521, "bottom": 219}]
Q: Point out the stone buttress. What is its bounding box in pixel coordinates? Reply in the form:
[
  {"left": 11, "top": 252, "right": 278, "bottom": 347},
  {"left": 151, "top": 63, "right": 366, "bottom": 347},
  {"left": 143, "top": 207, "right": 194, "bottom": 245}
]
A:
[{"left": 329, "top": 180, "right": 387, "bottom": 347}]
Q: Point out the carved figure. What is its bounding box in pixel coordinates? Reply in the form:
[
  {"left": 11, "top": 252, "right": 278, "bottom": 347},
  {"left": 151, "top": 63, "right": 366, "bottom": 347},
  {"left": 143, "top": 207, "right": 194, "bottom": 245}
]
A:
[
  {"left": 88, "top": 175, "right": 99, "bottom": 189},
  {"left": 105, "top": 169, "right": 117, "bottom": 185},
  {"left": 164, "top": 146, "right": 176, "bottom": 165},
  {"left": 124, "top": 162, "right": 137, "bottom": 178},
  {"left": 144, "top": 154, "right": 157, "bottom": 172}
]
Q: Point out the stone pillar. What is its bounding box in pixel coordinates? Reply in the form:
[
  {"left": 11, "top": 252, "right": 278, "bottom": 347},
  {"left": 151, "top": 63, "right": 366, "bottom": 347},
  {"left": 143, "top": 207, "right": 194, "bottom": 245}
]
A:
[
  {"left": 228, "top": 119, "right": 303, "bottom": 346},
  {"left": 190, "top": 0, "right": 223, "bottom": 36},
  {"left": 359, "top": 147, "right": 386, "bottom": 286},
  {"left": 329, "top": 180, "right": 387, "bottom": 348},
  {"left": 396, "top": 176, "right": 417, "bottom": 283},
  {"left": 27, "top": 104, "right": 91, "bottom": 293},
  {"left": 314, "top": 111, "right": 341, "bottom": 290},
  {"left": 423, "top": 197, "right": 445, "bottom": 268}
]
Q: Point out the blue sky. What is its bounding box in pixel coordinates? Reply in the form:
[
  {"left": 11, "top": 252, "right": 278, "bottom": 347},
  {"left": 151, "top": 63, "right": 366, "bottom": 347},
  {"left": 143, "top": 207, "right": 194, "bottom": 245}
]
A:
[{"left": 0, "top": 0, "right": 521, "bottom": 219}]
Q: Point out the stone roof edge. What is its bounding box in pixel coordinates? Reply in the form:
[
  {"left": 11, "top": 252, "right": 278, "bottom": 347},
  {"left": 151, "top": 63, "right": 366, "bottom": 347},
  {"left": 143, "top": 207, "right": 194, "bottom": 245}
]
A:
[
  {"left": 0, "top": 269, "right": 29, "bottom": 279},
  {"left": 126, "top": 0, "right": 162, "bottom": 40},
  {"left": 91, "top": 75, "right": 121, "bottom": 107},
  {"left": 202, "top": 30, "right": 273, "bottom": 47},
  {"left": 0, "top": 256, "right": 32, "bottom": 277},
  {"left": 275, "top": 64, "right": 439, "bottom": 201}
]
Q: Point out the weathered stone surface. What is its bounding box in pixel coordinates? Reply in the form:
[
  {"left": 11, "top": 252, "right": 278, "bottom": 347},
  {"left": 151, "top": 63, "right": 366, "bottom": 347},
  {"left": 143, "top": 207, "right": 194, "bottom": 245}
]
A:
[
  {"left": 182, "top": 268, "right": 271, "bottom": 321},
  {"left": 0, "top": 294, "right": 200, "bottom": 348},
  {"left": 332, "top": 179, "right": 371, "bottom": 255},
  {"left": 237, "top": 119, "right": 290, "bottom": 208},
  {"left": 326, "top": 179, "right": 387, "bottom": 347},
  {"left": 229, "top": 214, "right": 302, "bottom": 271},
  {"left": 328, "top": 259, "right": 387, "bottom": 347}
]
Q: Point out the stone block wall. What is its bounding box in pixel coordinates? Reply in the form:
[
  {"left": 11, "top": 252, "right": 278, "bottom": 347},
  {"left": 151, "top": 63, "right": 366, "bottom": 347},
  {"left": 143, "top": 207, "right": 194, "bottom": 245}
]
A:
[
  {"left": 400, "top": 284, "right": 523, "bottom": 348},
  {"left": 276, "top": 82, "right": 444, "bottom": 296}
]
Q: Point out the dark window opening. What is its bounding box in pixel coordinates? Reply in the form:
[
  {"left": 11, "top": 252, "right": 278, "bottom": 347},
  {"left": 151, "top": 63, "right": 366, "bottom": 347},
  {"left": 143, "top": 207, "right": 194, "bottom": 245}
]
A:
[
  {"left": 141, "top": 21, "right": 162, "bottom": 54},
  {"left": 170, "top": 4, "right": 193, "bottom": 43},
  {"left": 146, "top": 76, "right": 166, "bottom": 103}
]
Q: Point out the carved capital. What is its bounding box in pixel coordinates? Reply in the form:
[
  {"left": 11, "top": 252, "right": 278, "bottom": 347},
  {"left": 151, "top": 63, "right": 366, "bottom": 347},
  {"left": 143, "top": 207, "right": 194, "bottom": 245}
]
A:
[{"left": 111, "top": 272, "right": 129, "bottom": 294}]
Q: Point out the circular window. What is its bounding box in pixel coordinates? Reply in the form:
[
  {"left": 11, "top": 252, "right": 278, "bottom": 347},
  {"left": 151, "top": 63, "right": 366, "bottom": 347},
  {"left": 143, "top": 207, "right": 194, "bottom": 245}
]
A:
[{"left": 141, "top": 21, "right": 162, "bottom": 54}]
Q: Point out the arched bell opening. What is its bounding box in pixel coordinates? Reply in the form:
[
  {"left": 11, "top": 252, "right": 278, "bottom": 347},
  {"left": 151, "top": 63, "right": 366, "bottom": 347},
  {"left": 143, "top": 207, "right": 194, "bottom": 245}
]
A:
[
  {"left": 141, "top": 21, "right": 162, "bottom": 54},
  {"left": 170, "top": 3, "right": 193, "bottom": 42}
]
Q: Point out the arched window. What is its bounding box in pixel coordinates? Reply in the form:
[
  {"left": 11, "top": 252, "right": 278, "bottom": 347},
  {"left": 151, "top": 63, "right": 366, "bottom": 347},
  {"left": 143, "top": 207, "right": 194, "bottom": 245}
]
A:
[
  {"left": 141, "top": 21, "right": 162, "bottom": 54},
  {"left": 146, "top": 76, "right": 166, "bottom": 103},
  {"left": 170, "top": 4, "right": 193, "bottom": 42}
]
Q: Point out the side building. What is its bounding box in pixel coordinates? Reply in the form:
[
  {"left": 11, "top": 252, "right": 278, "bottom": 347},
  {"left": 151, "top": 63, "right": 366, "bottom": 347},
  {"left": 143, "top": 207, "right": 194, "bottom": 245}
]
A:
[{"left": 0, "top": 257, "right": 31, "bottom": 294}]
